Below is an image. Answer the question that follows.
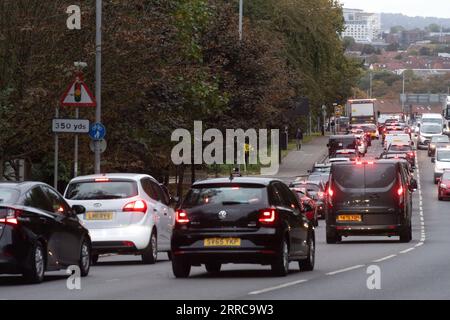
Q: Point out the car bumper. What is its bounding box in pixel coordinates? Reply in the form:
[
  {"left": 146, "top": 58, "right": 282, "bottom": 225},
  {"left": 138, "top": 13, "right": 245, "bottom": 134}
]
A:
[
  {"left": 171, "top": 228, "right": 281, "bottom": 264},
  {"left": 329, "top": 224, "right": 403, "bottom": 236},
  {"left": 89, "top": 225, "right": 152, "bottom": 252}
]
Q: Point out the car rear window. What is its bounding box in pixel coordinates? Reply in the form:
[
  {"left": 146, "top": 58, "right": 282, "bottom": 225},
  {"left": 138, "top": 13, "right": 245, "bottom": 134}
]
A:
[
  {"left": 364, "top": 164, "right": 396, "bottom": 188},
  {"left": 388, "top": 145, "right": 411, "bottom": 152},
  {"left": 437, "top": 150, "right": 450, "bottom": 162},
  {"left": 431, "top": 136, "right": 450, "bottom": 143},
  {"left": 291, "top": 183, "right": 320, "bottom": 192},
  {"left": 0, "top": 187, "right": 19, "bottom": 205},
  {"left": 65, "top": 180, "right": 138, "bottom": 200},
  {"left": 332, "top": 164, "right": 396, "bottom": 189},
  {"left": 183, "top": 184, "right": 267, "bottom": 208}
]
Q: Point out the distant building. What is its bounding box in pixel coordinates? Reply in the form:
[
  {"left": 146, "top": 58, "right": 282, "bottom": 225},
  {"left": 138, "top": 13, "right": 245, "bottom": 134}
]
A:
[{"left": 342, "top": 8, "right": 381, "bottom": 43}]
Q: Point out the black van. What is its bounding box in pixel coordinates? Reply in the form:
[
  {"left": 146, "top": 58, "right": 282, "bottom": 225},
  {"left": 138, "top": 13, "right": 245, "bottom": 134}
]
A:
[
  {"left": 327, "top": 135, "right": 357, "bottom": 157},
  {"left": 325, "top": 160, "right": 417, "bottom": 243}
]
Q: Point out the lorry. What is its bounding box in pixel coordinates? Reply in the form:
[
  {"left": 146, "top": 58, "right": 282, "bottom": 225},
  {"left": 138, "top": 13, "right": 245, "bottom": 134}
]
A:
[{"left": 346, "top": 99, "right": 377, "bottom": 125}]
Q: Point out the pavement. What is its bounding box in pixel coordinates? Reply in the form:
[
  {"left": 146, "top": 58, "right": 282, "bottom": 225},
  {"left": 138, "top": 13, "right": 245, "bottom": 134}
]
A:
[
  {"left": 272, "top": 135, "right": 329, "bottom": 182},
  {"left": 0, "top": 135, "right": 449, "bottom": 299}
]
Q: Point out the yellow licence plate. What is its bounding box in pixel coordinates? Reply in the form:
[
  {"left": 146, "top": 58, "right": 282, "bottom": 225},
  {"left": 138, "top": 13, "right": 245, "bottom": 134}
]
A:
[
  {"left": 337, "top": 215, "right": 362, "bottom": 222},
  {"left": 204, "top": 238, "right": 241, "bottom": 247},
  {"left": 85, "top": 212, "right": 114, "bottom": 221}
]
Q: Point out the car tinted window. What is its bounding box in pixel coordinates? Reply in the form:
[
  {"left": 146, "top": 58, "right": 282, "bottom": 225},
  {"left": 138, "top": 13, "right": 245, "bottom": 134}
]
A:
[
  {"left": 65, "top": 180, "right": 138, "bottom": 200},
  {"left": 276, "top": 183, "right": 301, "bottom": 211},
  {"left": 141, "top": 178, "right": 158, "bottom": 201},
  {"left": 332, "top": 165, "right": 364, "bottom": 188},
  {"left": 269, "top": 184, "right": 283, "bottom": 206},
  {"left": 24, "top": 186, "right": 53, "bottom": 212},
  {"left": 431, "top": 136, "right": 449, "bottom": 143},
  {"left": 388, "top": 145, "right": 411, "bottom": 152},
  {"left": 421, "top": 124, "right": 442, "bottom": 134},
  {"left": 183, "top": 184, "right": 267, "bottom": 208},
  {"left": 364, "top": 164, "right": 397, "bottom": 188},
  {"left": 0, "top": 187, "right": 19, "bottom": 205},
  {"left": 43, "top": 186, "right": 71, "bottom": 215},
  {"left": 149, "top": 181, "right": 164, "bottom": 203},
  {"left": 437, "top": 150, "right": 450, "bottom": 162}
]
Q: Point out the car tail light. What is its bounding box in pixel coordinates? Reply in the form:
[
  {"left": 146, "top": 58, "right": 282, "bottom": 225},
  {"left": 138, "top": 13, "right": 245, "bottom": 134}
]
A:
[
  {"left": 0, "top": 208, "right": 22, "bottom": 225},
  {"left": 328, "top": 186, "right": 334, "bottom": 198},
  {"left": 122, "top": 199, "right": 147, "bottom": 213},
  {"left": 397, "top": 184, "right": 404, "bottom": 207},
  {"left": 397, "top": 185, "right": 404, "bottom": 196},
  {"left": 258, "top": 208, "right": 277, "bottom": 225},
  {"left": 317, "top": 191, "right": 324, "bottom": 199},
  {"left": 408, "top": 152, "right": 414, "bottom": 157},
  {"left": 440, "top": 183, "right": 447, "bottom": 189},
  {"left": 95, "top": 178, "right": 110, "bottom": 182},
  {"left": 175, "top": 209, "right": 190, "bottom": 224}
]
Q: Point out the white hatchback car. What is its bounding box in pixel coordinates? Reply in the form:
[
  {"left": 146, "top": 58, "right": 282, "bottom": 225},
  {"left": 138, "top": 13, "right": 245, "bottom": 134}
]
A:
[{"left": 64, "top": 173, "right": 175, "bottom": 264}]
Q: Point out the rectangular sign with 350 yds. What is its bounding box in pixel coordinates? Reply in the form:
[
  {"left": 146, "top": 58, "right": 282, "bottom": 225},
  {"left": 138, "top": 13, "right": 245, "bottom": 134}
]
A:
[{"left": 52, "top": 119, "right": 90, "bottom": 133}]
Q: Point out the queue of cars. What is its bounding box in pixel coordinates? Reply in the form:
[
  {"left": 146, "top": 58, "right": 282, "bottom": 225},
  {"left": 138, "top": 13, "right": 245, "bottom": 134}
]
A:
[{"left": 3, "top": 113, "right": 448, "bottom": 283}]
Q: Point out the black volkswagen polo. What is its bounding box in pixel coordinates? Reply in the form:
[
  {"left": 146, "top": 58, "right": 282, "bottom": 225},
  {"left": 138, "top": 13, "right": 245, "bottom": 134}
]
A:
[
  {"left": 171, "top": 177, "right": 315, "bottom": 278},
  {"left": 0, "top": 182, "right": 91, "bottom": 283}
]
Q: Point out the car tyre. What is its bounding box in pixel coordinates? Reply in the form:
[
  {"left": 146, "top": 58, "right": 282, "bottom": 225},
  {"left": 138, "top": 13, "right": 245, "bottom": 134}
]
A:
[
  {"left": 79, "top": 239, "right": 91, "bottom": 277},
  {"left": 91, "top": 254, "right": 99, "bottom": 265},
  {"left": 299, "top": 232, "right": 315, "bottom": 271},
  {"left": 399, "top": 222, "right": 412, "bottom": 243},
  {"left": 205, "top": 262, "right": 221, "bottom": 274},
  {"left": 326, "top": 229, "right": 341, "bottom": 244},
  {"left": 271, "top": 237, "right": 289, "bottom": 277},
  {"left": 142, "top": 231, "right": 157, "bottom": 264},
  {"left": 172, "top": 256, "right": 191, "bottom": 278},
  {"left": 23, "top": 242, "right": 45, "bottom": 284}
]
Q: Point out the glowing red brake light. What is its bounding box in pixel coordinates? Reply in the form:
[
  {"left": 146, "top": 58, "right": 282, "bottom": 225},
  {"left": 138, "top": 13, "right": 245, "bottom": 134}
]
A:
[
  {"left": 328, "top": 187, "right": 334, "bottom": 197},
  {"left": 397, "top": 185, "right": 404, "bottom": 196},
  {"left": 0, "top": 208, "right": 22, "bottom": 225},
  {"left": 175, "top": 209, "right": 190, "bottom": 224},
  {"left": 95, "top": 178, "right": 110, "bottom": 182},
  {"left": 258, "top": 208, "right": 277, "bottom": 224},
  {"left": 122, "top": 199, "right": 147, "bottom": 213},
  {"left": 408, "top": 152, "right": 414, "bottom": 157}
]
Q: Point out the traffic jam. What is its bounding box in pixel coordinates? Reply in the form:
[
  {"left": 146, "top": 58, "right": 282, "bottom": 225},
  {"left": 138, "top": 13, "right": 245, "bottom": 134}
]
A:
[{"left": 0, "top": 99, "right": 449, "bottom": 283}]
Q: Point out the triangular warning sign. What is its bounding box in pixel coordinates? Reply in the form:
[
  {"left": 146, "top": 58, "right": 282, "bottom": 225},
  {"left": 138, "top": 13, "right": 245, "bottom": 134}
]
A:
[{"left": 61, "top": 77, "right": 96, "bottom": 107}]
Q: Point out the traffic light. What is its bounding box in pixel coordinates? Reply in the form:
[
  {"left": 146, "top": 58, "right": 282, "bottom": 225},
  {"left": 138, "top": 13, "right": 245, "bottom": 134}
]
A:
[{"left": 74, "top": 81, "right": 82, "bottom": 102}]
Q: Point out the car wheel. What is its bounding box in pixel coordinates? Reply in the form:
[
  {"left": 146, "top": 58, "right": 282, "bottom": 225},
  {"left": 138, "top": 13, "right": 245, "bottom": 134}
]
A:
[
  {"left": 399, "top": 223, "right": 412, "bottom": 243},
  {"left": 299, "top": 232, "right": 315, "bottom": 271},
  {"left": 205, "top": 262, "right": 221, "bottom": 274},
  {"left": 91, "top": 254, "right": 99, "bottom": 265},
  {"left": 172, "top": 256, "right": 191, "bottom": 278},
  {"left": 79, "top": 239, "right": 91, "bottom": 277},
  {"left": 271, "top": 237, "right": 289, "bottom": 277},
  {"left": 23, "top": 242, "right": 45, "bottom": 284},
  {"left": 142, "top": 231, "right": 157, "bottom": 264},
  {"left": 326, "top": 229, "right": 341, "bottom": 244}
]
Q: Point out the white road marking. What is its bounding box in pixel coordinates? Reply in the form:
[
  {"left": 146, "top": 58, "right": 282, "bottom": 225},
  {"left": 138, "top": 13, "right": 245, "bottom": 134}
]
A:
[
  {"left": 415, "top": 242, "right": 424, "bottom": 247},
  {"left": 372, "top": 254, "right": 396, "bottom": 263},
  {"left": 248, "top": 279, "right": 308, "bottom": 295},
  {"left": 326, "top": 265, "right": 365, "bottom": 276},
  {"left": 400, "top": 247, "right": 415, "bottom": 254},
  {"left": 106, "top": 279, "right": 120, "bottom": 282}
]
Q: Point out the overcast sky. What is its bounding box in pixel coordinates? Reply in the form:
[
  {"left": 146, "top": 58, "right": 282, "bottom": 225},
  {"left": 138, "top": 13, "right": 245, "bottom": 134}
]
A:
[{"left": 339, "top": 0, "right": 450, "bottom": 18}]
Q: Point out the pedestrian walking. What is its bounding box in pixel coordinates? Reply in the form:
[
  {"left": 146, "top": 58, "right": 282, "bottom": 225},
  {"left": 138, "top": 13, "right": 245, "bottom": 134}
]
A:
[{"left": 295, "top": 128, "right": 304, "bottom": 150}]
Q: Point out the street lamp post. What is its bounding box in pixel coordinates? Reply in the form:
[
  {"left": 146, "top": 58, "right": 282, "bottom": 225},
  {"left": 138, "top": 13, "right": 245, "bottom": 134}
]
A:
[
  {"left": 94, "top": 0, "right": 102, "bottom": 174},
  {"left": 239, "top": 0, "right": 243, "bottom": 41}
]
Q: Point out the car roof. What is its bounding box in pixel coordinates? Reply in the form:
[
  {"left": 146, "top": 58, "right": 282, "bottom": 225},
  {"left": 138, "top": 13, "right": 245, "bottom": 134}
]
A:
[
  {"left": 329, "top": 135, "right": 356, "bottom": 139},
  {"left": 192, "top": 177, "right": 280, "bottom": 187},
  {"left": 68, "top": 173, "right": 155, "bottom": 183},
  {"left": 0, "top": 181, "right": 51, "bottom": 192}
]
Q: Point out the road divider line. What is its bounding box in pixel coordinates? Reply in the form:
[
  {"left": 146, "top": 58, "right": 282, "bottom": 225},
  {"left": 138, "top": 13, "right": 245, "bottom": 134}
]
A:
[
  {"left": 400, "top": 247, "right": 415, "bottom": 254},
  {"left": 248, "top": 279, "right": 308, "bottom": 295},
  {"left": 372, "top": 254, "right": 396, "bottom": 263},
  {"left": 326, "top": 264, "right": 365, "bottom": 276},
  {"left": 415, "top": 242, "right": 424, "bottom": 247}
]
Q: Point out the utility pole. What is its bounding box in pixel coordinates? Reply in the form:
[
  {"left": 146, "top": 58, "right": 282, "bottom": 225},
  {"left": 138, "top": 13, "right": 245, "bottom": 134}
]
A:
[
  {"left": 239, "top": 0, "right": 243, "bottom": 41},
  {"left": 402, "top": 71, "right": 405, "bottom": 114},
  {"left": 94, "top": 0, "right": 102, "bottom": 174}
]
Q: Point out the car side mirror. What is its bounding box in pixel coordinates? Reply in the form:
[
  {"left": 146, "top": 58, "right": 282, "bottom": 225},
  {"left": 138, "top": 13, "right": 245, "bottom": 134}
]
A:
[
  {"left": 72, "top": 205, "right": 86, "bottom": 215},
  {"left": 432, "top": 157, "right": 436, "bottom": 163}
]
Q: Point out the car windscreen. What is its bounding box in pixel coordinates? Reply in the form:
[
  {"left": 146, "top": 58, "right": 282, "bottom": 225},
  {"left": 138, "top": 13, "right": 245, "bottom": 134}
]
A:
[
  {"left": 422, "top": 125, "right": 442, "bottom": 134},
  {"left": 182, "top": 184, "right": 267, "bottom": 208},
  {"left": 388, "top": 145, "right": 411, "bottom": 152},
  {"left": 422, "top": 118, "right": 442, "bottom": 125},
  {"left": 0, "top": 187, "right": 20, "bottom": 205},
  {"left": 312, "top": 166, "right": 330, "bottom": 173},
  {"left": 437, "top": 150, "right": 450, "bottom": 162},
  {"left": 332, "top": 164, "right": 396, "bottom": 189},
  {"left": 431, "top": 136, "right": 450, "bottom": 143},
  {"left": 291, "top": 183, "right": 321, "bottom": 192},
  {"left": 330, "top": 138, "right": 356, "bottom": 149},
  {"left": 65, "top": 180, "right": 138, "bottom": 200}
]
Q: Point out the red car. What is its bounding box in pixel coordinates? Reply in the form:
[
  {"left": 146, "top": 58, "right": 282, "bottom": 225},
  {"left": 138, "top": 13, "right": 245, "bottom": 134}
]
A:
[
  {"left": 291, "top": 187, "right": 318, "bottom": 227},
  {"left": 438, "top": 171, "right": 450, "bottom": 201}
]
